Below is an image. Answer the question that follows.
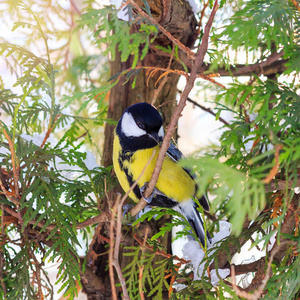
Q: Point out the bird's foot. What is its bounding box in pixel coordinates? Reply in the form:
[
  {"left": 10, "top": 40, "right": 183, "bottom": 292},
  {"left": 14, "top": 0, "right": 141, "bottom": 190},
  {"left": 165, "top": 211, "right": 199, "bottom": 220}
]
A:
[
  {"left": 122, "top": 204, "right": 133, "bottom": 217},
  {"left": 122, "top": 203, "right": 153, "bottom": 224},
  {"left": 122, "top": 204, "right": 136, "bottom": 225},
  {"left": 140, "top": 182, "right": 165, "bottom": 204}
]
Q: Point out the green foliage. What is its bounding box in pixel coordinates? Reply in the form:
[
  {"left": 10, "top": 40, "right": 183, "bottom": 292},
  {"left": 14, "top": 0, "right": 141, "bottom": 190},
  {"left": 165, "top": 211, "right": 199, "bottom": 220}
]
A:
[
  {"left": 133, "top": 207, "right": 198, "bottom": 240},
  {"left": 0, "top": 1, "right": 114, "bottom": 298},
  {"left": 123, "top": 245, "right": 170, "bottom": 300},
  {"left": 77, "top": 5, "right": 158, "bottom": 68},
  {"left": 0, "top": 0, "right": 299, "bottom": 299},
  {"left": 264, "top": 255, "right": 300, "bottom": 299},
  {"left": 220, "top": 0, "right": 294, "bottom": 52},
  {"left": 183, "top": 157, "right": 265, "bottom": 235},
  {"left": 210, "top": 0, "right": 300, "bottom": 74}
]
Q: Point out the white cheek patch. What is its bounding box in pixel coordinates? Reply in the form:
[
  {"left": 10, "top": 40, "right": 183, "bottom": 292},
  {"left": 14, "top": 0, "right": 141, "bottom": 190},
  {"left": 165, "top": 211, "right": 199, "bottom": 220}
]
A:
[
  {"left": 158, "top": 126, "right": 164, "bottom": 139},
  {"left": 121, "top": 112, "right": 146, "bottom": 137}
]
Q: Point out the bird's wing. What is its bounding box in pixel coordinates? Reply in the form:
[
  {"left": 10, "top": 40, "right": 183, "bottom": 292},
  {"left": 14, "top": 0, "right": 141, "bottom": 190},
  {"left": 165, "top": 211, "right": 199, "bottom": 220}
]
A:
[
  {"left": 166, "top": 142, "right": 184, "bottom": 162},
  {"left": 167, "top": 142, "right": 210, "bottom": 211},
  {"left": 167, "top": 143, "right": 195, "bottom": 178}
]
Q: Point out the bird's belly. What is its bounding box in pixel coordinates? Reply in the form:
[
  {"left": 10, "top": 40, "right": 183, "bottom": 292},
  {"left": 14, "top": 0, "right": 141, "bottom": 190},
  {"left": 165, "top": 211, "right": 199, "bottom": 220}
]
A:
[{"left": 127, "top": 146, "right": 196, "bottom": 203}]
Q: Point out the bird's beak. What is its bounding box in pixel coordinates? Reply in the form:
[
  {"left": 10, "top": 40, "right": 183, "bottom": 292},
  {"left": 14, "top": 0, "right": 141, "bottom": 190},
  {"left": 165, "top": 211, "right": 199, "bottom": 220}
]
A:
[{"left": 148, "top": 131, "right": 160, "bottom": 144}]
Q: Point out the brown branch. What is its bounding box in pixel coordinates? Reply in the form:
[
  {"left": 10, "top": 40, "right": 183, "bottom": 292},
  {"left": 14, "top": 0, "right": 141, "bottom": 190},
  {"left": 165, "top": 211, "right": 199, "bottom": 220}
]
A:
[
  {"left": 0, "top": 205, "right": 7, "bottom": 297},
  {"left": 181, "top": 91, "right": 230, "bottom": 126},
  {"left": 130, "top": 0, "right": 220, "bottom": 216},
  {"left": 250, "top": 240, "right": 296, "bottom": 299},
  {"left": 40, "top": 114, "right": 61, "bottom": 148},
  {"left": 106, "top": 151, "right": 157, "bottom": 297},
  {"left": 0, "top": 125, "right": 20, "bottom": 200},
  {"left": 265, "top": 177, "right": 300, "bottom": 192},
  {"left": 28, "top": 247, "right": 43, "bottom": 299},
  {"left": 3, "top": 204, "right": 109, "bottom": 231},
  {"left": 69, "top": 0, "right": 82, "bottom": 15},
  {"left": 290, "top": 0, "right": 300, "bottom": 13},
  {"left": 151, "top": 46, "right": 287, "bottom": 77},
  {"left": 197, "top": 1, "right": 209, "bottom": 37},
  {"left": 273, "top": 193, "right": 299, "bottom": 263},
  {"left": 107, "top": 152, "right": 156, "bottom": 298},
  {"left": 231, "top": 265, "right": 254, "bottom": 300},
  {"left": 76, "top": 212, "right": 110, "bottom": 229},
  {"left": 112, "top": 193, "right": 130, "bottom": 300},
  {"left": 0, "top": 179, "right": 17, "bottom": 206},
  {"left": 108, "top": 194, "right": 119, "bottom": 300},
  {"left": 230, "top": 256, "right": 266, "bottom": 276},
  {"left": 196, "top": 50, "right": 286, "bottom": 77},
  {"left": 151, "top": 45, "right": 175, "bottom": 106}
]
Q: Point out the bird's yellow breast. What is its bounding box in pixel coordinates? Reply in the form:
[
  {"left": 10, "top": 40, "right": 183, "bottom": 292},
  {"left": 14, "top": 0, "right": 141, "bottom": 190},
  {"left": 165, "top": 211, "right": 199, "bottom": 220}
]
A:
[{"left": 113, "top": 134, "right": 195, "bottom": 203}]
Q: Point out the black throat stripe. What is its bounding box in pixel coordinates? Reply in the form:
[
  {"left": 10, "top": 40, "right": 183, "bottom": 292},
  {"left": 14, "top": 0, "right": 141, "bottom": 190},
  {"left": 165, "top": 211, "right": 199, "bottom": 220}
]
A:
[{"left": 118, "top": 154, "right": 141, "bottom": 199}]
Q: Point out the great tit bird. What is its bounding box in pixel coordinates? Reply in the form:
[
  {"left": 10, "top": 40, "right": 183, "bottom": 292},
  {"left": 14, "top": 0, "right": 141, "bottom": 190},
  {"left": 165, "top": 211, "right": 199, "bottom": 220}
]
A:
[{"left": 113, "top": 102, "right": 211, "bottom": 246}]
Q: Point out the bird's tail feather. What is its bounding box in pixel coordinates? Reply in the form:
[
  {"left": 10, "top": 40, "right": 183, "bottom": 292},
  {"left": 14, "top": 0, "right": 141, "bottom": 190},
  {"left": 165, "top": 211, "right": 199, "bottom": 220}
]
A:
[{"left": 187, "top": 205, "right": 212, "bottom": 247}]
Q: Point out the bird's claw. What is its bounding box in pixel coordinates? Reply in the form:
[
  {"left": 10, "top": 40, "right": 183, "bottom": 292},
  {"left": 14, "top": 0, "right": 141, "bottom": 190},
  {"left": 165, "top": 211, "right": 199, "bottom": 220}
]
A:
[
  {"left": 122, "top": 204, "right": 133, "bottom": 218},
  {"left": 140, "top": 182, "right": 165, "bottom": 204},
  {"left": 122, "top": 203, "right": 153, "bottom": 224}
]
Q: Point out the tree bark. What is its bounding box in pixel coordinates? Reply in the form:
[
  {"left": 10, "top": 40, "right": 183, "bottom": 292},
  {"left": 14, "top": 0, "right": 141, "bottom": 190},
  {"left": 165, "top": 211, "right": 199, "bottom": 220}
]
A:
[{"left": 83, "top": 1, "right": 198, "bottom": 299}]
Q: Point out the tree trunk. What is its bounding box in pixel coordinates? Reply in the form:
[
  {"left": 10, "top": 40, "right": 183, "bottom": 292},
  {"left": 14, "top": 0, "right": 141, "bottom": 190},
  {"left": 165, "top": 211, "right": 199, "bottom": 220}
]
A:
[{"left": 82, "top": 1, "right": 197, "bottom": 298}]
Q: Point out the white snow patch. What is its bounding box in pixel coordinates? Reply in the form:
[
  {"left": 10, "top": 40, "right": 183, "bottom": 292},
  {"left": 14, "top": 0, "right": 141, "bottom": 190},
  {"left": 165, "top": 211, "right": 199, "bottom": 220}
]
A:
[
  {"left": 187, "top": 0, "right": 200, "bottom": 13},
  {"left": 20, "top": 132, "right": 99, "bottom": 180},
  {"left": 181, "top": 221, "right": 232, "bottom": 286},
  {"left": 21, "top": 132, "right": 56, "bottom": 147},
  {"left": 110, "top": 0, "right": 128, "bottom": 21},
  {"left": 210, "top": 269, "right": 230, "bottom": 287}
]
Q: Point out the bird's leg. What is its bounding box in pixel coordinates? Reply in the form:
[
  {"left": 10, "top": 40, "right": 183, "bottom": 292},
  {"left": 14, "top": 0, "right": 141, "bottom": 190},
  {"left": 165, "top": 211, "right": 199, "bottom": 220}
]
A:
[
  {"left": 122, "top": 204, "right": 134, "bottom": 217},
  {"left": 140, "top": 182, "right": 166, "bottom": 203},
  {"left": 123, "top": 203, "right": 153, "bottom": 223}
]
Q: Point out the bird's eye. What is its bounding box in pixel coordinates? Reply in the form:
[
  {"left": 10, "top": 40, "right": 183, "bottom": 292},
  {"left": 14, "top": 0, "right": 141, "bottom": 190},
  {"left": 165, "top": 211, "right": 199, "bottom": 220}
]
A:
[{"left": 136, "top": 121, "right": 145, "bottom": 130}]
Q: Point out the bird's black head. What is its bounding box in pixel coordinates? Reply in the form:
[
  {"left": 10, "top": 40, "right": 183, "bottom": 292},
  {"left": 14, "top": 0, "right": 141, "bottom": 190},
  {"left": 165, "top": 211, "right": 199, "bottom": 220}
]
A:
[{"left": 116, "top": 102, "right": 164, "bottom": 151}]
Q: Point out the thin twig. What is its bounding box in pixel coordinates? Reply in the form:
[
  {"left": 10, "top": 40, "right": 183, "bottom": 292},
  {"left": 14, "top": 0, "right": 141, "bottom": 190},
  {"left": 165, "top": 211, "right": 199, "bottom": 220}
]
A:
[
  {"left": 69, "top": 0, "right": 81, "bottom": 15},
  {"left": 109, "top": 151, "right": 156, "bottom": 298},
  {"left": 0, "top": 179, "right": 18, "bottom": 205},
  {"left": 151, "top": 45, "right": 175, "bottom": 106},
  {"left": 109, "top": 194, "right": 120, "bottom": 300},
  {"left": 0, "top": 205, "right": 7, "bottom": 297},
  {"left": 130, "top": 0, "right": 220, "bottom": 216},
  {"left": 0, "top": 124, "right": 20, "bottom": 200},
  {"left": 3, "top": 204, "right": 109, "bottom": 231},
  {"left": 197, "top": 1, "right": 209, "bottom": 37},
  {"left": 231, "top": 265, "right": 254, "bottom": 300},
  {"left": 76, "top": 212, "right": 110, "bottom": 229},
  {"left": 290, "top": 0, "right": 300, "bottom": 13},
  {"left": 133, "top": 234, "right": 190, "bottom": 265},
  {"left": 40, "top": 114, "right": 61, "bottom": 148},
  {"left": 181, "top": 91, "right": 230, "bottom": 126},
  {"left": 138, "top": 228, "right": 149, "bottom": 300},
  {"left": 231, "top": 240, "right": 296, "bottom": 300},
  {"left": 28, "top": 247, "right": 43, "bottom": 299},
  {"left": 113, "top": 194, "right": 130, "bottom": 300}
]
